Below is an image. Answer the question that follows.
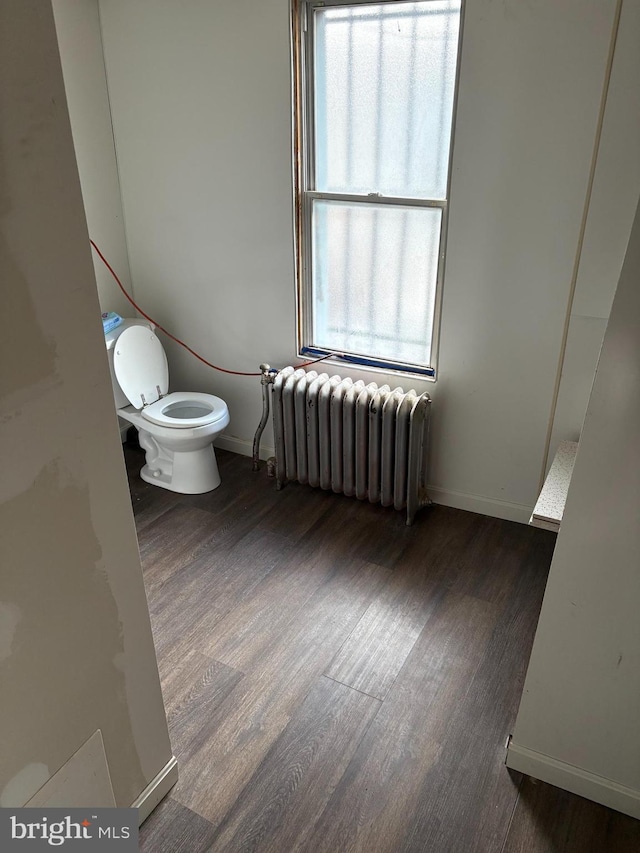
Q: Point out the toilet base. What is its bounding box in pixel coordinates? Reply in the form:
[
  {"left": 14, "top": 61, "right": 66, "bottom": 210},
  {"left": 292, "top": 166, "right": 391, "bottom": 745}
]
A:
[{"left": 139, "top": 443, "right": 222, "bottom": 494}]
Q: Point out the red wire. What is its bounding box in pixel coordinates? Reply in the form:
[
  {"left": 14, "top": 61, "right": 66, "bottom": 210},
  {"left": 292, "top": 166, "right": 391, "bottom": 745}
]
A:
[{"left": 90, "top": 239, "right": 333, "bottom": 376}]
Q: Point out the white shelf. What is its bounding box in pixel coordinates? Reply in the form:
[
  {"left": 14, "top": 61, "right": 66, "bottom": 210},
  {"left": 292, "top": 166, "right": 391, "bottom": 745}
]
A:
[{"left": 530, "top": 440, "right": 578, "bottom": 532}]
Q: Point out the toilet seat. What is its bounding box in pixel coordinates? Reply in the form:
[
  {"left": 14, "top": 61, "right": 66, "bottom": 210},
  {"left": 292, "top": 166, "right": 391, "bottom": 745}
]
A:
[
  {"left": 113, "top": 326, "right": 169, "bottom": 409},
  {"left": 141, "top": 391, "right": 228, "bottom": 429}
]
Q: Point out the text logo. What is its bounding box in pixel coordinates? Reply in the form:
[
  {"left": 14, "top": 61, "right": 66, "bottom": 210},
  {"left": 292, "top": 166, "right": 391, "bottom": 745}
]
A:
[{"left": 0, "top": 809, "right": 137, "bottom": 850}]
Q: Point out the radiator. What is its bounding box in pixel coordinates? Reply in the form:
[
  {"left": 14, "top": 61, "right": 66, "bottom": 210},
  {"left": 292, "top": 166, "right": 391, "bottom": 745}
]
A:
[{"left": 271, "top": 367, "right": 432, "bottom": 525}]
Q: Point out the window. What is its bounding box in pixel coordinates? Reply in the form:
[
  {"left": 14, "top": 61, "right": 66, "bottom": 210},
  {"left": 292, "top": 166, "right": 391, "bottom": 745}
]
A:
[{"left": 294, "top": 0, "right": 462, "bottom": 377}]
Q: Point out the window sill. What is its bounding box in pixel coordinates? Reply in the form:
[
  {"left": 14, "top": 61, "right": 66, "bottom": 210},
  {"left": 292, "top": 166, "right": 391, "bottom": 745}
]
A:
[{"left": 299, "top": 347, "right": 436, "bottom": 382}]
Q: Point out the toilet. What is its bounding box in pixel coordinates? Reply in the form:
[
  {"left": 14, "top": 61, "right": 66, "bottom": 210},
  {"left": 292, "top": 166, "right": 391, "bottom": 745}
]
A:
[{"left": 106, "top": 319, "right": 230, "bottom": 494}]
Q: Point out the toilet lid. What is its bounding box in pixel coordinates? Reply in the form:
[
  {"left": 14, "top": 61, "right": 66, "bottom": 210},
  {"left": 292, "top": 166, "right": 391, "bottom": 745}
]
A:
[{"left": 113, "top": 326, "right": 169, "bottom": 409}]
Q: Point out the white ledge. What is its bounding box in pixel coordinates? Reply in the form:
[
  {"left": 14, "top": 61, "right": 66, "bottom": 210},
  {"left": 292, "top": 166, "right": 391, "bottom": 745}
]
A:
[{"left": 530, "top": 440, "right": 578, "bottom": 532}]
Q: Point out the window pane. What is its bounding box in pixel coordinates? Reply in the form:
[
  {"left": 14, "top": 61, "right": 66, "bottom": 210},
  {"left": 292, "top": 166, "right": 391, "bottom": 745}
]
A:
[
  {"left": 314, "top": 1, "right": 461, "bottom": 199},
  {"left": 312, "top": 200, "right": 441, "bottom": 366}
]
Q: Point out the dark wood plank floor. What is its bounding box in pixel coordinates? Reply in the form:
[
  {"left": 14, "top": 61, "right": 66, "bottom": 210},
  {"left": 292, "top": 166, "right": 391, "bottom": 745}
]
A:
[{"left": 124, "top": 444, "right": 640, "bottom": 852}]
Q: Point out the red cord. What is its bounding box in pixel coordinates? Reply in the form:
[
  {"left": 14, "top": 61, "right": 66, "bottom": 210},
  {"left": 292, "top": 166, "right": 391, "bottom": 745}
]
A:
[{"left": 90, "top": 239, "right": 333, "bottom": 375}]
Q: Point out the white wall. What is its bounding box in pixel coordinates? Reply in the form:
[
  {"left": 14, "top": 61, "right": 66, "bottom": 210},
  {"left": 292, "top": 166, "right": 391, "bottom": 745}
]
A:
[
  {"left": 52, "top": 0, "right": 132, "bottom": 317},
  {"left": 96, "top": 0, "right": 620, "bottom": 522},
  {"left": 0, "top": 0, "right": 172, "bottom": 810},
  {"left": 506, "top": 199, "right": 640, "bottom": 819},
  {"left": 547, "top": 0, "right": 640, "bottom": 473}
]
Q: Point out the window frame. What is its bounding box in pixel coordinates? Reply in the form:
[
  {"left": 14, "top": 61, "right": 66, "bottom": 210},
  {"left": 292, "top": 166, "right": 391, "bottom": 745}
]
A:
[{"left": 293, "top": 0, "right": 464, "bottom": 379}]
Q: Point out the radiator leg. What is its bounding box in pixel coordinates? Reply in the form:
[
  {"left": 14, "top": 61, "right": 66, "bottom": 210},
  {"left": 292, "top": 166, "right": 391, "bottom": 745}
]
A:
[
  {"left": 252, "top": 364, "right": 273, "bottom": 472},
  {"left": 406, "top": 495, "right": 433, "bottom": 525}
]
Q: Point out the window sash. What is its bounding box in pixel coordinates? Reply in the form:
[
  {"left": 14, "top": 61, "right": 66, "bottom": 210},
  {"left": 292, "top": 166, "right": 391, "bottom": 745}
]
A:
[
  {"left": 301, "top": 194, "right": 446, "bottom": 371},
  {"left": 295, "top": 0, "right": 462, "bottom": 376},
  {"left": 306, "top": 191, "right": 447, "bottom": 210}
]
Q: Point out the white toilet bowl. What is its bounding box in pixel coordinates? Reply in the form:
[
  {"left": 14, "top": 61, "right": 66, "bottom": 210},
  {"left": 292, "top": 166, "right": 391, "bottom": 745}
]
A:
[{"left": 106, "top": 320, "right": 230, "bottom": 494}]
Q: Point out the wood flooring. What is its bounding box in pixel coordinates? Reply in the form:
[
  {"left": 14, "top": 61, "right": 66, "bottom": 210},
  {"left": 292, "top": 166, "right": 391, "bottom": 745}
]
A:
[{"left": 123, "top": 444, "right": 640, "bottom": 852}]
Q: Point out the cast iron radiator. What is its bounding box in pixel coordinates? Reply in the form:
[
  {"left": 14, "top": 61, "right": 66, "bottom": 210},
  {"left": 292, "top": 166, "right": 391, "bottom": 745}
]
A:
[{"left": 271, "top": 366, "right": 432, "bottom": 525}]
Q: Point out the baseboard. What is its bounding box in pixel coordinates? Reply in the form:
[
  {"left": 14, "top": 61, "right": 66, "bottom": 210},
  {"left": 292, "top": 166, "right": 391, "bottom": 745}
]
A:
[
  {"left": 131, "top": 756, "right": 178, "bottom": 825},
  {"left": 214, "top": 437, "right": 534, "bottom": 525},
  {"left": 419, "top": 486, "right": 533, "bottom": 525},
  {"left": 215, "top": 434, "right": 274, "bottom": 461},
  {"left": 506, "top": 742, "right": 640, "bottom": 819}
]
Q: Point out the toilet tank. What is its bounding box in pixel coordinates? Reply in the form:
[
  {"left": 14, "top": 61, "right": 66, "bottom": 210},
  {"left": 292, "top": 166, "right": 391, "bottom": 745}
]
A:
[{"left": 105, "top": 318, "right": 154, "bottom": 409}]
